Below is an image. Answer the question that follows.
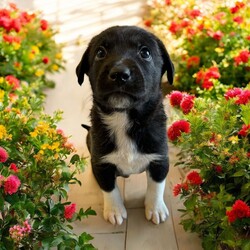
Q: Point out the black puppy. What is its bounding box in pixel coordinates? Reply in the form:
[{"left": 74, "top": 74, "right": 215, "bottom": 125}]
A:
[{"left": 76, "top": 26, "right": 174, "bottom": 225}]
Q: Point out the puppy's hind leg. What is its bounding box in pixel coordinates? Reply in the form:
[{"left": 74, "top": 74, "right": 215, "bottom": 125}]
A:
[{"left": 145, "top": 161, "right": 169, "bottom": 224}]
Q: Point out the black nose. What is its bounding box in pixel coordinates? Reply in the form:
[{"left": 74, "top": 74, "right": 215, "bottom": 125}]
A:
[{"left": 109, "top": 65, "right": 131, "bottom": 83}]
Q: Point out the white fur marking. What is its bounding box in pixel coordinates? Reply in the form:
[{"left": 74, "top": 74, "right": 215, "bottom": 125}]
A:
[
  {"left": 100, "top": 112, "right": 162, "bottom": 176},
  {"left": 145, "top": 172, "right": 169, "bottom": 224},
  {"left": 102, "top": 185, "right": 127, "bottom": 225}
]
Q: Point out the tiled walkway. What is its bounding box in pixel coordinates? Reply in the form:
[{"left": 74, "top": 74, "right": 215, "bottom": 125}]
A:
[{"left": 5, "top": 0, "right": 203, "bottom": 249}]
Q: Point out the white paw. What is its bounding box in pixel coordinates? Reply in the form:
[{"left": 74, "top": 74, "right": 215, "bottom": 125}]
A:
[
  {"left": 103, "top": 203, "right": 127, "bottom": 225},
  {"left": 145, "top": 199, "right": 169, "bottom": 224},
  {"left": 102, "top": 187, "right": 127, "bottom": 225}
]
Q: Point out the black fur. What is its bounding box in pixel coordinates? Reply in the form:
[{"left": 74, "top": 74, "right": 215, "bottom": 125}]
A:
[{"left": 77, "top": 26, "right": 174, "bottom": 192}]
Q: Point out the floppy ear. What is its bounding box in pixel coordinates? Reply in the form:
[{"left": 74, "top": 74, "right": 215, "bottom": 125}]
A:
[
  {"left": 76, "top": 47, "right": 90, "bottom": 85},
  {"left": 157, "top": 39, "right": 175, "bottom": 85}
]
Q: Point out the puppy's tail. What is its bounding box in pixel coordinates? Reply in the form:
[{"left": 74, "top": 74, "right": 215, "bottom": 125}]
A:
[{"left": 81, "top": 124, "right": 91, "bottom": 131}]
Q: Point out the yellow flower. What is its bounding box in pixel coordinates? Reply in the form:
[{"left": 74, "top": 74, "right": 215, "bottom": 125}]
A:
[
  {"left": 0, "top": 125, "right": 7, "bottom": 140},
  {"left": 52, "top": 64, "right": 59, "bottom": 71},
  {"left": 13, "top": 43, "right": 21, "bottom": 50},
  {"left": 35, "top": 69, "right": 44, "bottom": 77},
  {"left": 0, "top": 77, "right": 4, "bottom": 83},
  {"left": 215, "top": 47, "right": 224, "bottom": 54},
  {"left": 228, "top": 136, "right": 239, "bottom": 144},
  {"left": 0, "top": 89, "right": 5, "bottom": 102},
  {"left": 31, "top": 45, "right": 40, "bottom": 54},
  {"left": 55, "top": 53, "right": 62, "bottom": 59},
  {"left": 28, "top": 53, "right": 35, "bottom": 60},
  {"left": 30, "top": 131, "right": 38, "bottom": 137}
]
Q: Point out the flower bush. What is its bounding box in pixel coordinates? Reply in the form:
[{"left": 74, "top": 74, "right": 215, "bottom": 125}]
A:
[
  {"left": 0, "top": 3, "right": 96, "bottom": 249},
  {"left": 168, "top": 87, "right": 250, "bottom": 250},
  {"left": 144, "top": 0, "right": 250, "bottom": 95},
  {"left": 0, "top": 3, "right": 64, "bottom": 91}
]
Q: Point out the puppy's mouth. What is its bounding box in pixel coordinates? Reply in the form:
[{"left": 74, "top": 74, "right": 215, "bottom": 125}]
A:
[{"left": 106, "top": 92, "right": 135, "bottom": 109}]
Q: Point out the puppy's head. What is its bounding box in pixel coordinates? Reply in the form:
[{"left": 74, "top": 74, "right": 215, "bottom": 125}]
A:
[{"left": 76, "top": 26, "right": 174, "bottom": 110}]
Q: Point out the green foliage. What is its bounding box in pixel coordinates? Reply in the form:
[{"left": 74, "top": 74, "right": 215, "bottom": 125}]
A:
[{"left": 169, "top": 88, "right": 250, "bottom": 249}]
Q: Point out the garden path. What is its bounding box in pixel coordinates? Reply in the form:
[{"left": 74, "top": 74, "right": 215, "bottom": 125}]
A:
[{"left": 6, "top": 0, "right": 203, "bottom": 249}]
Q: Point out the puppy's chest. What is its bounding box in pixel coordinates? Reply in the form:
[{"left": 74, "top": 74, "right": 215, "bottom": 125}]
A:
[{"left": 100, "top": 112, "right": 161, "bottom": 176}]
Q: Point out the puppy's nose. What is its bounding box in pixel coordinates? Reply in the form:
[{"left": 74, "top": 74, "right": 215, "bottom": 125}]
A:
[{"left": 109, "top": 65, "right": 131, "bottom": 83}]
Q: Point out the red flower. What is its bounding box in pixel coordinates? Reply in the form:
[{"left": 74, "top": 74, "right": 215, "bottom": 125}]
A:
[
  {"left": 233, "top": 16, "right": 244, "bottom": 24},
  {"left": 238, "top": 124, "right": 250, "bottom": 137},
  {"left": 186, "top": 171, "right": 202, "bottom": 185},
  {"left": 226, "top": 200, "right": 250, "bottom": 223},
  {"left": 189, "top": 9, "right": 201, "bottom": 18},
  {"left": 165, "top": 0, "right": 171, "bottom": 5},
  {"left": 42, "top": 57, "right": 50, "bottom": 64},
  {"left": 144, "top": 19, "right": 152, "bottom": 27},
  {"left": 169, "top": 21, "right": 181, "bottom": 34},
  {"left": 4, "top": 175, "right": 21, "bottom": 195},
  {"left": 212, "top": 31, "right": 224, "bottom": 41},
  {"left": 196, "top": 66, "right": 220, "bottom": 89},
  {"left": 180, "top": 94, "right": 195, "bottom": 114},
  {"left": 3, "top": 34, "right": 21, "bottom": 44},
  {"left": 0, "top": 147, "right": 8, "bottom": 163},
  {"left": 173, "top": 183, "right": 189, "bottom": 196},
  {"left": 64, "top": 203, "right": 76, "bottom": 219},
  {"left": 234, "top": 50, "right": 250, "bottom": 65},
  {"left": 235, "top": 90, "right": 250, "bottom": 105},
  {"left": 9, "top": 163, "right": 19, "bottom": 173},
  {"left": 230, "top": 2, "right": 245, "bottom": 14},
  {"left": 224, "top": 88, "right": 242, "bottom": 100},
  {"left": 40, "top": 19, "right": 48, "bottom": 31},
  {"left": 215, "top": 165, "right": 223, "bottom": 173},
  {"left": 167, "top": 120, "right": 191, "bottom": 141},
  {"left": 187, "top": 56, "right": 200, "bottom": 68},
  {"left": 5, "top": 75, "right": 20, "bottom": 90},
  {"left": 169, "top": 91, "right": 183, "bottom": 107}
]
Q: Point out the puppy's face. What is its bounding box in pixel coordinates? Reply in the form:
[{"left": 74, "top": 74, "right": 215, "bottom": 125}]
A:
[{"left": 76, "top": 26, "right": 174, "bottom": 110}]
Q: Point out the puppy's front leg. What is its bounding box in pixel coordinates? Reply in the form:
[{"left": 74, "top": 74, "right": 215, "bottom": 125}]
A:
[
  {"left": 103, "top": 185, "right": 127, "bottom": 225},
  {"left": 145, "top": 162, "right": 169, "bottom": 224},
  {"left": 92, "top": 163, "right": 127, "bottom": 225}
]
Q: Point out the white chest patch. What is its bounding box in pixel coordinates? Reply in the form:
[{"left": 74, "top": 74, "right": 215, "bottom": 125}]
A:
[{"left": 100, "top": 112, "right": 162, "bottom": 176}]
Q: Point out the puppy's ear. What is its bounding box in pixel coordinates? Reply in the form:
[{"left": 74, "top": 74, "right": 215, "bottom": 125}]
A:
[
  {"left": 76, "top": 47, "right": 90, "bottom": 85},
  {"left": 157, "top": 39, "right": 175, "bottom": 85}
]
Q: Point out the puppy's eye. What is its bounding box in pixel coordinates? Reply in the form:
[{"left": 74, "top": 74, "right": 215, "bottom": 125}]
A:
[
  {"left": 139, "top": 47, "right": 151, "bottom": 60},
  {"left": 96, "top": 47, "right": 107, "bottom": 60}
]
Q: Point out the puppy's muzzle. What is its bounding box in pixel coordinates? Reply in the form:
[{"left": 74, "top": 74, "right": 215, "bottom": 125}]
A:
[{"left": 108, "top": 65, "right": 131, "bottom": 84}]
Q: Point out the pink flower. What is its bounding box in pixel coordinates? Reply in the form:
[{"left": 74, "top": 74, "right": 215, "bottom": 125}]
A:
[
  {"left": 224, "top": 88, "right": 242, "bottom": 100},
  {"left": 64, "top": 203, "right": 76, "bottom": 219},
  {"left": 0, "top": 147, "right": 8, "bottom": 163},
  {"left": 186, "top": 171, "right": 202, "bottom": 185},
  {"left": 169, "top": 91, "right": 183, "bottom": 107},
  {"left": 235, "top": 90, "right": 250, "bottom": 105},
  {"left": 4, "top": 175, "right": 21, "bottom": 195},
  {"left": 180, "top": 94, "right": 195, "bottom": 114},
  {"left": 167, "top": 120, "right": 191, "bottom": 141}
]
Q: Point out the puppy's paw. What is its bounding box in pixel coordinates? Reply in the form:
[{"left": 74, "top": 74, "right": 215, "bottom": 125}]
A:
[
  {"left": 103, "top": 203, "right": 127, "bottom": 225},
  {"left": 145, "top": 199, "right": 169, "bottom": 225}
]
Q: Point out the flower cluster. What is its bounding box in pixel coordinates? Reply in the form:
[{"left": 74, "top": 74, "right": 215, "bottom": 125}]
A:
[
  {"left": 0, "top": 3, "right": 64, "bottom": 91},
  {"left": 226, "top": 200, "right": 250, "bottom": 223},
  {"left": 144, "top": 0, "right": 250, "bottom": 95},
  {"left": 224, "top": 87, "right": 250, "bottom": 105},
  {"left": 168, "top": 88, "right": 250, "bottom": 249},
  {"left": 0, "top": 4, "right": 96, "bottom": 249},
  {"left": 169, "top": 91, "right": 195, "bottom": 114},
  {"left": 9, "top": 220, "right": 31, "bottom": 244},
  {"left": 167, "top": 119, "right": 191, "bottom": 141}
]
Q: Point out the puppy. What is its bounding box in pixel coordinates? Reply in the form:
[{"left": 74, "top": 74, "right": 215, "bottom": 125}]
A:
[{"left": 76, "top": 26, "right": 174, "bottom": 225}]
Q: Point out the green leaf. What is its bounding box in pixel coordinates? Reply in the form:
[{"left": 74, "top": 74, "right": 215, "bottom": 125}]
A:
[
  {"left": 70, "top": 154, "right": 80, "bottom": 164},
  {"left": 232, "top": 169, "right": 247, "bottom": 177}
]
